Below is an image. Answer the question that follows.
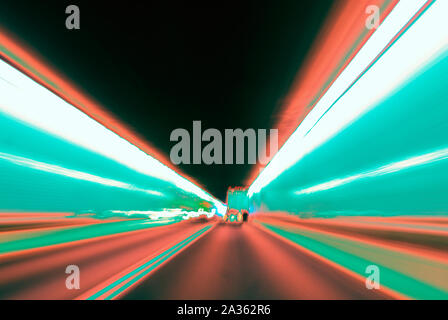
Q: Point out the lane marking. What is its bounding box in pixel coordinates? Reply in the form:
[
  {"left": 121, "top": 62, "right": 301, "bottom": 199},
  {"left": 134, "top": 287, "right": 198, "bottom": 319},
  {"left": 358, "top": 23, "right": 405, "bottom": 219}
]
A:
[
  {"left": 86, "top": 224, "right": 214, "bottom": 300},
  {"left": 255, "top": 220, "right": 448, "bottom": 299},
  {"left": 252, "top": 221, "right": 405, "bottom": 300}
]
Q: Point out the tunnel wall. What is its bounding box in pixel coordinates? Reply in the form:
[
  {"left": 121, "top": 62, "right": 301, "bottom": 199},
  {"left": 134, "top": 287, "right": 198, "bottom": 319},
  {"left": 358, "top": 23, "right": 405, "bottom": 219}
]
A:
[
  {"left": 0, "top": 60, "right": 220, "bottom": 218},
  {"left": 249, "top": 5, "right": 448, "bottom": 217}
]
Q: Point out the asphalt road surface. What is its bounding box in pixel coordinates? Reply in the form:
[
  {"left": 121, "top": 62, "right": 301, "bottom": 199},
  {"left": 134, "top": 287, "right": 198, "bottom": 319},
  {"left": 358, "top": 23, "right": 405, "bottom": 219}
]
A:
[{"left": 123, "top": 221, "right": 392, "bottom": 299}]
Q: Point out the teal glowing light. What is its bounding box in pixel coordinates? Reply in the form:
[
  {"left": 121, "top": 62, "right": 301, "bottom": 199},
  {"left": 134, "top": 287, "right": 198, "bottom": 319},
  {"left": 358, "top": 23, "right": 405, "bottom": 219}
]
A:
[
  {"left": 248, "top": 0, "right": 448, "bottom": 217},
  {"left": 0, "top": 55, "right": 224, "bottom": 215}
]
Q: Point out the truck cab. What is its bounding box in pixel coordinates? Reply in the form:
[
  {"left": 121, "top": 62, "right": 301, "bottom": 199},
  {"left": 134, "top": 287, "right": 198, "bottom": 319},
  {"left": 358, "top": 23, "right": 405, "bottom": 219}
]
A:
[{"left": 223, "top": 187, "right": 249, "bottom": 224}]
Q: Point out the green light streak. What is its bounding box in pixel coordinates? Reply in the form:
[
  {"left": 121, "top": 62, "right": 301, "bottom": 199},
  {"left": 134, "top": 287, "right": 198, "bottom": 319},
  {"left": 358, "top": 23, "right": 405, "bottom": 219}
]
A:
[
  {"left": 260, "top": 222, "right": 448, "bottom": 300},
  {"left": 0, "top": 219, "right": 174, "bottom": 255},
  {"left": 88, "top": 225, "right": 212, "bottom": 300}
]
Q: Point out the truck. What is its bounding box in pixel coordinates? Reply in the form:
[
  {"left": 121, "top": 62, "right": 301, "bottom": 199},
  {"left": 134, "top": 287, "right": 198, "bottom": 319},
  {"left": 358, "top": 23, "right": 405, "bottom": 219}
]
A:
[{"left": 223, "top": 187, "right": 249, "bottom": 224}]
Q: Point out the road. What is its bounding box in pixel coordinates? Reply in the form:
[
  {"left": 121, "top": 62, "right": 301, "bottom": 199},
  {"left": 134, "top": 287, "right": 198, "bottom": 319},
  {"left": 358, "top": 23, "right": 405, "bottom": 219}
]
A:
[
  {"left": 0, "top": 218, "right": 214, "bottom": 299},
  {"left": 123, "top": 222, "right": 391, "bottom": 299},
  {"left": 1, "top": 213, "right": 446, "bottom": 299}
]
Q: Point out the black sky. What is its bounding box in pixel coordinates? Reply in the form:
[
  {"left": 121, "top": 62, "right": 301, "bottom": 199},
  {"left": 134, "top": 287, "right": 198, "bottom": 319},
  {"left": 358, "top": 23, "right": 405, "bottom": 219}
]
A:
[{"left": 0, "top": 0, "right": 335, "bottom": 201}]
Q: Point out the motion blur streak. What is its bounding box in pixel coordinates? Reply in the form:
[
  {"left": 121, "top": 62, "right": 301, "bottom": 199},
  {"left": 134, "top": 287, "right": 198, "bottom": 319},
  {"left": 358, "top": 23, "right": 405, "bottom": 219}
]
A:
[
  {"left": 0, "top": 220, "right": 215, "bottom": 299},
  {"left": 0, "top": 57, "right": 224, "bottom": 213},
  {"left": 0, "top": 152, "right": 163, "bottom": 196},
  {"left": 254, "top": 214, "right": 448, "bottom": 299},
  {"left": 295, "top": 147, "right": 448, "bottom": 195},
  {"left": 0, "top": 17, "right": 224, "bottom": 300},
  {"left": 249, "top": 0, "right": 439, "bottom": 195},
  {"left": 0, "top": 27, "right": 202, "bottom": 188},
  {"left": 245, "top": 0, "right": 448, "bottom": 300},
  {"left": 248, "top": 0, "right": 447, "bottom": 204},
  {"left": 246, "top": 0, "right": 399, "bottom": 183},
  {"left": 84, "top": 224, "right": 213, "bottom": 300}
]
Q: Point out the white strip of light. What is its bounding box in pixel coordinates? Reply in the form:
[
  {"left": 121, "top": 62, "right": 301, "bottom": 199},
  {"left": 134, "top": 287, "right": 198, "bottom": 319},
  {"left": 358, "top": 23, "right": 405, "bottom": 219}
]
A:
[
  {"left": 295, "top": 147, "right": 448, "bottom": 195},
  {"left": 249, "top": 0, "right": 447, "bottom": 197},
  {"left": 0, "top": 152, "right": 163, "bottom": 196}
]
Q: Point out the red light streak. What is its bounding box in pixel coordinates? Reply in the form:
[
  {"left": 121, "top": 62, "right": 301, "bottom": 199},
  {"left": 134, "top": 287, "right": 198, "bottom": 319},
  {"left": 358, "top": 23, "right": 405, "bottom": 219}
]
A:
[
  {"left": 246, "top": 0, "right": 399, "bottom": 185},
  {"left": 0, "top": 28, "right": 205, "bottom": 190}
]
